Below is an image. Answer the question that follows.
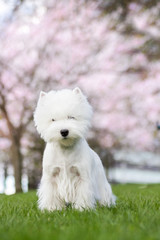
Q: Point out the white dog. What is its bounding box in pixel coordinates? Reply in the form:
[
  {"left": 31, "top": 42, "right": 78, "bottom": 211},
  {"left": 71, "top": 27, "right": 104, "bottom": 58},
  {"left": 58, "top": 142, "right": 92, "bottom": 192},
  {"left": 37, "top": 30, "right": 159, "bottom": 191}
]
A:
[{"left": 34, "top": 87, "right": 116, "bottom": 211}]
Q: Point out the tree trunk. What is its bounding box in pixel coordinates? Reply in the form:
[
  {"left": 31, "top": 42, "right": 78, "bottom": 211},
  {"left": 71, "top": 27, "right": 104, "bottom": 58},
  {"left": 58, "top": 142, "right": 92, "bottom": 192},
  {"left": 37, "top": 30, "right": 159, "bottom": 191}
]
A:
[
  {"left": 28, "top": 169, "right": 39, "bottom": 190},
  {"left": 11, "top": 141, "right": 22, "bottom": 193},
  {"left": 0, "top": 101, "right": 23, "bottom": 193},
  {"left": 3, "top": 163, "right": 8, "bottom": 193}
]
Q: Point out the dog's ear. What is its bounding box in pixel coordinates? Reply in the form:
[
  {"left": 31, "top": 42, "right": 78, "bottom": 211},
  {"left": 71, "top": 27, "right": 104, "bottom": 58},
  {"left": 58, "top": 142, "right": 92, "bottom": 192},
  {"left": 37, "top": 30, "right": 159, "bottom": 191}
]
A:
[
  {"left": 39, "top": 91, "right": 47, "bottom": 99},
  {"left": 73, "top": 87, "right": 82, "bottom": 95},
  {"left": 37, "top": 91, "right": 47, "bottom": 104}
]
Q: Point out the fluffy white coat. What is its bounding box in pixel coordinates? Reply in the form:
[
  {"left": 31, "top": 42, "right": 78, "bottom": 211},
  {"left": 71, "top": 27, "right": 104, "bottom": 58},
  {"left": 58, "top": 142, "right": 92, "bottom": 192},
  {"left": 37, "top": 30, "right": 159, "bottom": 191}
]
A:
[{"left": 34, "top": 88, "right": 116, "bottom": 211}]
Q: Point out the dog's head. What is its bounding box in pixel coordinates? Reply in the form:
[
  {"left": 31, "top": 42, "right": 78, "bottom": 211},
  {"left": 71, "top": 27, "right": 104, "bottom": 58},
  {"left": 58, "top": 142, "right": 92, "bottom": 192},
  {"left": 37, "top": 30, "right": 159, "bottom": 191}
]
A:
[{"left": 34, "top": 88, "right": 93, "bottom": 147}]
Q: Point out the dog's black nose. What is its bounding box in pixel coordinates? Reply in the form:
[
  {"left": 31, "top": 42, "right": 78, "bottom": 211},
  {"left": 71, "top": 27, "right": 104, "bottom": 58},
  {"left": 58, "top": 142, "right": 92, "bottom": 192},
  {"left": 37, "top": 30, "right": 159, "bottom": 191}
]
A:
[{"left": 60, "top": 129, "right": 69, "bottom": 137}]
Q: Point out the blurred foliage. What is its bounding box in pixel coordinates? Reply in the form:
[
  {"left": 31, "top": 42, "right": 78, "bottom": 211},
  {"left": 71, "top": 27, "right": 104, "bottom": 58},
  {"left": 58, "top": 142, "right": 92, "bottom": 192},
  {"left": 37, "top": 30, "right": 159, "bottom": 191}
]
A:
[
  {"left": 1, "top": 0, "right": 160, "bottom": 191},
  {"left": 99, "top": 0, "right": 159, "bottom": 14},
  {"left": 98, "top": 0, "right": 160, "bottom": 61},
  {"left": 140, "top": 39, "right": 160, "bottom": 60}
]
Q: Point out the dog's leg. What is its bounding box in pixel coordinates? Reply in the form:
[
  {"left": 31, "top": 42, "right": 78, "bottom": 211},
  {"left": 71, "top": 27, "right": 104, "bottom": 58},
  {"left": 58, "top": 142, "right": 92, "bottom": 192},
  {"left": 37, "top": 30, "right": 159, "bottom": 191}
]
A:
[
  {"left": 37, "top": 178, "right": 64, "bottom": 211},
  {"left": 73, "top": 180, "right": 95, "bottom": 210},
  {"left": 98, "top": 179, "right": 116, "bottom": 207},
  {"left": 95, "top": 166, "right": 116, "bottom": 207}
]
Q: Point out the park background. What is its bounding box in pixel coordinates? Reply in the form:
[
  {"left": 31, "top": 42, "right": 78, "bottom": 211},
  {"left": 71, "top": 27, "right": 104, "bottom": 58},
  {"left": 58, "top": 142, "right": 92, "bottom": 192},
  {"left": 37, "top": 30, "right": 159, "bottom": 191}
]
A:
[{"left": 0, "top": 0, "right": 160, "bottom": 194}]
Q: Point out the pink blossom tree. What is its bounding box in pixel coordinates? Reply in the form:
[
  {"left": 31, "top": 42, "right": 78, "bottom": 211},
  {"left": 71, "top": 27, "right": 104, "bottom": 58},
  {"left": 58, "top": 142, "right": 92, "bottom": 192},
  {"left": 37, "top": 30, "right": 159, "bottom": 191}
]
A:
[{"left": 0, "top": 0, "right": 160, "bottom": 192}]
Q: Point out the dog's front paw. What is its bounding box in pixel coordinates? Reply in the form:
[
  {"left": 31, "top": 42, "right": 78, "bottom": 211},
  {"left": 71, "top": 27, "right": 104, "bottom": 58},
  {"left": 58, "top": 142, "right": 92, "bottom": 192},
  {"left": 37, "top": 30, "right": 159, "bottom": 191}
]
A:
[
  {"left": 74, "top": 203, "right": 85, "bottom": 211},
  {"left": 73, "top": 201, "right": 95, "bottom": 211},
  {"left": 38, "top": 203, "right": 64, "bottom": 212},
  {"left": 40, "top": 206, "right": 63, "bottom": 212}
]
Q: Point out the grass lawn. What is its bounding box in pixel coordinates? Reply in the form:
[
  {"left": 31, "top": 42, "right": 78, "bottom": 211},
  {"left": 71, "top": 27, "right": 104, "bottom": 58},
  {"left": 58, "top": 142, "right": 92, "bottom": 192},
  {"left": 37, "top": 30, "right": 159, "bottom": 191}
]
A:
[{"left": 0, "top": 184, "right": 159, "bottom": 240}]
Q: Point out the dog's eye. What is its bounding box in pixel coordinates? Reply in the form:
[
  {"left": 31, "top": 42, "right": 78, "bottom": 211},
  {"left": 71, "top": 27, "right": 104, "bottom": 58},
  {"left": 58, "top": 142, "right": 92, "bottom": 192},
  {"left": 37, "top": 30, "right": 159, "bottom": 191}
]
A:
[
  {"left": 52, "top": 119, "right": 55, "bottom": 122},
  {"left": 68, "top": 116, "right": 75, "bottom": 120}
]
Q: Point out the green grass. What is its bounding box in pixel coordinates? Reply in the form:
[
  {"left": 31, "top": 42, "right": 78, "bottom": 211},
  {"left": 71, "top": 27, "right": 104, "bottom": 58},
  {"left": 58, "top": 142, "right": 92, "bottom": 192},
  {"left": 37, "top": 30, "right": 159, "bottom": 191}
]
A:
[{"left": 0, "top": 184, "right": 160, "bottom": 240}]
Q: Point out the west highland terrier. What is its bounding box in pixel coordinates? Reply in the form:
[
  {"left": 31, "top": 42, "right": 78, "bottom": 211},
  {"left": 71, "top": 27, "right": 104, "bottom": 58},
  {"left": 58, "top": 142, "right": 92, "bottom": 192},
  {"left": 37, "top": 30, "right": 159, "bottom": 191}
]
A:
[{"left": 34, "top": 87, "right": 116, "bottom": 211}]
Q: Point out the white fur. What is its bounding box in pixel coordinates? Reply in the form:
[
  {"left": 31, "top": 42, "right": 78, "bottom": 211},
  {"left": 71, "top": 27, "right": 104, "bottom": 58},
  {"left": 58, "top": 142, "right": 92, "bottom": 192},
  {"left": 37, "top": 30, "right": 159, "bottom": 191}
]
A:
[{"left": 34, "top": 88, "right": 116, "bottom": 211}]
